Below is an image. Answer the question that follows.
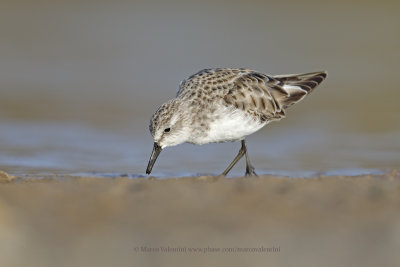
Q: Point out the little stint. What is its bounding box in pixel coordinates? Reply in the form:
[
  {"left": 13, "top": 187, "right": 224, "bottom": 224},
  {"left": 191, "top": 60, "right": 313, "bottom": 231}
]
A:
[{"left": 146, "top": 68, "right": 327, "bottom": 176}]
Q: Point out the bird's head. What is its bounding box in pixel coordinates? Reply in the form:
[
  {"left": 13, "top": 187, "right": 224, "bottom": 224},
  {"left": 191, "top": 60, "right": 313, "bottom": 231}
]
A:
[{"left": 146, "top": 99, "right": 190, "bottom": 174}]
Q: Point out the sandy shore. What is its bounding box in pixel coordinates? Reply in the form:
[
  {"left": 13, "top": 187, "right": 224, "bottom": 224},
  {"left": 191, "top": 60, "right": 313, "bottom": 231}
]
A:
[{"left": 1, "top": 170, "right": 400, "bottom": 267}]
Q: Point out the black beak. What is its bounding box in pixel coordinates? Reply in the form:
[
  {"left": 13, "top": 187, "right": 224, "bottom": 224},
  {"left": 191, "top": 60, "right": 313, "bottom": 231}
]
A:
[{"left": 146, "top": 142, "right": 162, "bottom": 174}]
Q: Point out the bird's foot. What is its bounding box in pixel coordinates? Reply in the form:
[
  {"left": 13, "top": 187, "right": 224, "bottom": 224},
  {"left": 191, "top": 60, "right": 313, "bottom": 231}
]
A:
[{"left": 245, "top": 165, "right": 258, "bottom": 176}]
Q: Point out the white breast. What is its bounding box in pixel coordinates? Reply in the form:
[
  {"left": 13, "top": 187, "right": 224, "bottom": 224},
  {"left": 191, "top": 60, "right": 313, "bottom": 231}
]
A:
[{"left": 191, "top": 106, "right": 267, "bottom": 145}]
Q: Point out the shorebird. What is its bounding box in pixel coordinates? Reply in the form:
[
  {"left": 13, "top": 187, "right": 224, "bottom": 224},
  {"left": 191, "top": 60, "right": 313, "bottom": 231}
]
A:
[{"left": 146, "top": 68, "right": 327, "bottom": 176}]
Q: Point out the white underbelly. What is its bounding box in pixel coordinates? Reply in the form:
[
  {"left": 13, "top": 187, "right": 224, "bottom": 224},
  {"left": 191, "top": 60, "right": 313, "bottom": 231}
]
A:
[{"left": 193, "top": 107, "right": 267, "bottom": 144}]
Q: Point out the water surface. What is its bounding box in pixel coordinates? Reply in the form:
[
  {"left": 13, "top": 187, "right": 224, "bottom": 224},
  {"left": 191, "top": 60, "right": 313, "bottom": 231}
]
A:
[{"left": 0, "top": 122, "right": 396, "bottom": 178}]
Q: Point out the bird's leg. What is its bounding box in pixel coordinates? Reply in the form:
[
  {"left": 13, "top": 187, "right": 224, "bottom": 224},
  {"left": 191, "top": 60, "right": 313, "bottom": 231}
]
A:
[
  {"left": 220, "top": 140, "right": 246, "bottom": 176},
  {"left": 244, "top": 141, "right": 257, "bottom": 176}
]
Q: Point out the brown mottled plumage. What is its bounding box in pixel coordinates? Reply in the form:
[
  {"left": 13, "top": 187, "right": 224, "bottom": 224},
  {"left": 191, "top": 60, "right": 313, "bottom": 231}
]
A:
[
  {"left": 147, "top": 68, "right": 327, "bottom": 176},
  {"left": 177, "top": 68, "right": 326, "bottom": 122}
]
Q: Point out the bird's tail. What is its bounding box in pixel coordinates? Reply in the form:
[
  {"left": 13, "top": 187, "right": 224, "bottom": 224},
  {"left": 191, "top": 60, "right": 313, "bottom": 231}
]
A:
[{"left": 272, "top": 71, "right": 327, "bottom": 108}]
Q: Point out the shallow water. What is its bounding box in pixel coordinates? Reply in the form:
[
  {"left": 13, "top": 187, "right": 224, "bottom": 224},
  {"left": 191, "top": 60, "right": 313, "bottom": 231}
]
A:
[
  {"left": 0, "top": 0, "right": 399, "bottom": 178},
  {"left": 0, "top": 121, "right": 396, "bottom": 178}
]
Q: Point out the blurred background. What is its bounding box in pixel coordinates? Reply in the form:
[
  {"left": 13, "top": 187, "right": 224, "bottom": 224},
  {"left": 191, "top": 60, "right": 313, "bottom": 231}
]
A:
[{"left": 0, "top": 0, "right": 399, "bottom": 175}]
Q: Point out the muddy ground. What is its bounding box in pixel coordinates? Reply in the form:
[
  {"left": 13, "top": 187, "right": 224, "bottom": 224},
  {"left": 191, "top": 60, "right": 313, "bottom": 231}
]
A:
[{"left": 1, "top": 170, "right": 399, "bottom": 266}]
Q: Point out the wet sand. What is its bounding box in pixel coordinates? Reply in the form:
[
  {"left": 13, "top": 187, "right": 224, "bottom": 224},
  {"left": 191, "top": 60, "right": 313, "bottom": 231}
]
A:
[{"left": 1, "top": 170, "right": 399, "bottom": 267}]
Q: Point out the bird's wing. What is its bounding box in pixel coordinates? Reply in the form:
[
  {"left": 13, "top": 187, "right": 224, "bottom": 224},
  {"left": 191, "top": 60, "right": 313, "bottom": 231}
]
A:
[
  {"left": 224, "top": 71, "right": 327, "bottom": 122},
  {"left": 176, "top": 68, "right": 252, "bottom": 97}
]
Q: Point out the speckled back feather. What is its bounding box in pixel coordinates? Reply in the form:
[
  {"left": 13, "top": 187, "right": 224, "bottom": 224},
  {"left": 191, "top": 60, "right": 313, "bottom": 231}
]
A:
[{"left": 177, "top": 68, "right": 327, "bottom": 122}]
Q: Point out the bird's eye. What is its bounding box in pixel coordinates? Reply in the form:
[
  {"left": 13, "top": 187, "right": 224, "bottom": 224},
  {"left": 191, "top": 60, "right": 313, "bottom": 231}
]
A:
[{"left": 164, "top": 128, "right": 171, "bottom": 133}]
